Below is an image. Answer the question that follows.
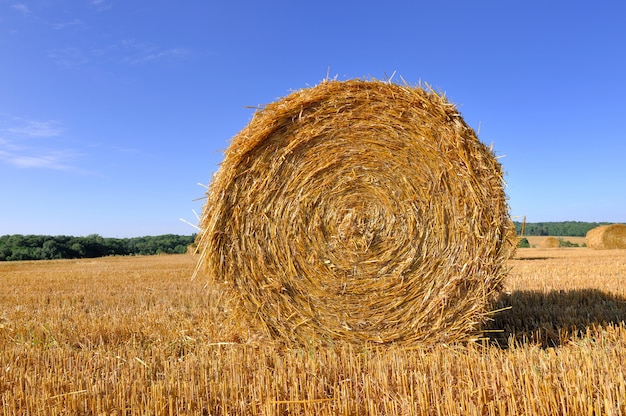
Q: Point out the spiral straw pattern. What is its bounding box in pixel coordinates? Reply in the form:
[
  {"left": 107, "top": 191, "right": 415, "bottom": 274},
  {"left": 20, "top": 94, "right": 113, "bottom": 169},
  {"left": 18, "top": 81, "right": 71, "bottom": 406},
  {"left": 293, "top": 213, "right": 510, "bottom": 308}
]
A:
[{"left": 195, "top": 79, "right": 515, "bottom": 345}]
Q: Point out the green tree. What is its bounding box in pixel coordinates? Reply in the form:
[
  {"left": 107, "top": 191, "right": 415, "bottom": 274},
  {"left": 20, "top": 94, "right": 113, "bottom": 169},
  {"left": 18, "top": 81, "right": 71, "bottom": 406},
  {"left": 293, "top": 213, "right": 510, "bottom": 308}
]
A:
[
  {"left": 71, "top": 241, "right": 86, "bottom": 257},
  {"left": 42, "top": 239, "right": 61, "bottom": 260}
]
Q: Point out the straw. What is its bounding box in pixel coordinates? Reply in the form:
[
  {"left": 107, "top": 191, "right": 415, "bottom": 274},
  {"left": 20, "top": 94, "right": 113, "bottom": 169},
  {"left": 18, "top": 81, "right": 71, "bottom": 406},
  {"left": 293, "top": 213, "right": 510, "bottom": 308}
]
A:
[{"left": 195, "top": 79, "right": 515, "bottom": 345}]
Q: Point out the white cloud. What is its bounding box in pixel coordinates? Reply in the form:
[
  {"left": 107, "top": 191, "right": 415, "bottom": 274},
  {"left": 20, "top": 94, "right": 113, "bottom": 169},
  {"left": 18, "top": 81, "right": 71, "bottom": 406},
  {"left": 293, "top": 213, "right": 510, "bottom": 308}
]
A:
[
  {"left": 121, "top": 39, "right": 189, "bottom": 65},
  {"left": 130, "top": 47, "right": 187, "bottom": 64},
  {"left": 0, "top": 116, "right": 84, "bottom": 171},
  {"left": 48, "top": 39, "right": 188, "bottom": 69},
  {"left": 11, "top": 3, "right": 31, "bottom": 16},
  {"left": 7, "top": 120, "right": 64, "bottom": 138},
  {"left": 52, "top": 19, "right": 83, "bottom": 30},
  {"left": 0, "top": 137, "right": 17, "bottom": 150},
  {"left": 48, "top": 47, "right": 89, "bottom": 68},
  {"left": 89, "top": 0, "right": 112, "bottom": 12},
  {"left": 0, "top": 150, "right": 79, "bottom": 170}
]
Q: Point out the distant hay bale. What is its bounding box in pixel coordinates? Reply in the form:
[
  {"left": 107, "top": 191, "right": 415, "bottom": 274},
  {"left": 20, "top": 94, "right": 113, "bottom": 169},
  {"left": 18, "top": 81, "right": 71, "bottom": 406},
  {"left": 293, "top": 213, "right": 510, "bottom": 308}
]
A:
[
  {"left": 586, "top": 224, "right": 626, "bottom": 249},
  {"left": 195, "top": 79, "right": 515, "bottom": 345},
  {"left": 543, "top": 237, "right": 561, "bottom": 248},
  {"left": 187, "top": 244, "right": 198, "bottom": 256}
]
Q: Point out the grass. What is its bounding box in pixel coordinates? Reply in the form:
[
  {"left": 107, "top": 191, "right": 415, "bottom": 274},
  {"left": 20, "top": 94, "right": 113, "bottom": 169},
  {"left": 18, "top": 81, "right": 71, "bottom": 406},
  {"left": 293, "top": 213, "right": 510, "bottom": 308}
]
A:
[{"left": 1, "top": 248, "right": 625, "bottom": 415}]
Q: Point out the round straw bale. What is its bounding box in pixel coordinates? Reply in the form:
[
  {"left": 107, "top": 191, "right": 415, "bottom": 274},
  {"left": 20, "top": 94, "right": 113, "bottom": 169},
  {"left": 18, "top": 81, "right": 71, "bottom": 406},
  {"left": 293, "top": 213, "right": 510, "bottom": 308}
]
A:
[
  {"left": 586, "top": 224, "right": 626, "bottom": 249},
  {"left": 195, "top": 79, "right": 515, "bottom": 345},
  {"left": 542, "top": 237, "right": 561, "bottom": 248},
  {"left": 186, "top": 244, "right": 198, "bottom": 256}
]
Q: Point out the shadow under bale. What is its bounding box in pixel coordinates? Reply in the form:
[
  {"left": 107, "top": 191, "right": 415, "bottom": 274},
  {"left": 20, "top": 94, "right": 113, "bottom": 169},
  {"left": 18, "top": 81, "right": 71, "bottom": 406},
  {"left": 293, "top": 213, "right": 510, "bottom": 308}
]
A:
[{"left": 485, "top": 289, "right": 626, "bottom": 348}]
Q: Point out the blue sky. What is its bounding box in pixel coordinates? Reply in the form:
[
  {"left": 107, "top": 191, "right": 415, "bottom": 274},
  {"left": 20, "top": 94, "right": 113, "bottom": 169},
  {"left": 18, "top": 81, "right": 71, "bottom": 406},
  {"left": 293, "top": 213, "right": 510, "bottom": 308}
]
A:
[{"left": 1, "top": 1, "right": 624, "bottom": 237}]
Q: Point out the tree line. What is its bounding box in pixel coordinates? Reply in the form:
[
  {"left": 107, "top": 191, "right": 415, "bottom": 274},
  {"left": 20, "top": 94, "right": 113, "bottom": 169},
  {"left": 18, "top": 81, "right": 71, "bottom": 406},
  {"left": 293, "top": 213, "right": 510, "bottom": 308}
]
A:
[
  {"left": 513, "top": 221, "right": 615, "bottom": 237},
  {"left": 1, "top": 222, "right": 620, "bottom": 261},
  {"left": 0, "top": 234, "right": 196, "bottom": 261}
]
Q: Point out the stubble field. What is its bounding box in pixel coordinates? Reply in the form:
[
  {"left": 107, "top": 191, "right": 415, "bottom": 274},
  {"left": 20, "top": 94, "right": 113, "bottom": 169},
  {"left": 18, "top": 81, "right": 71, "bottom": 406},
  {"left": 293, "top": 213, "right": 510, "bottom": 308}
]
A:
[{"left": 1, "top": 247, "right": 625, "bottom": 415}]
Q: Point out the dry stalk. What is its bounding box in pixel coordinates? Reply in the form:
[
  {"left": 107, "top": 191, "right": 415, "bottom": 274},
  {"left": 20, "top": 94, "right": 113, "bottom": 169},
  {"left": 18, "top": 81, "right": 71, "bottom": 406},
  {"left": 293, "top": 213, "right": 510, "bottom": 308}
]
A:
[{"left": 195, "top": 79, "right": 516, "bottom": 346}]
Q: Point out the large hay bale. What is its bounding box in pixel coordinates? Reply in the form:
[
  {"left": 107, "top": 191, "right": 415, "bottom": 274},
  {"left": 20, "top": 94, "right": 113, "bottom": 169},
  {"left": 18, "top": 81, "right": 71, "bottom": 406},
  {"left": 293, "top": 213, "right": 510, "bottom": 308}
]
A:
[
  {"left": 586, "top": 224, "right": 626, "bottom": 249},
  {"left": 195, "top": 79, "right": 515, "bottom": 345}
]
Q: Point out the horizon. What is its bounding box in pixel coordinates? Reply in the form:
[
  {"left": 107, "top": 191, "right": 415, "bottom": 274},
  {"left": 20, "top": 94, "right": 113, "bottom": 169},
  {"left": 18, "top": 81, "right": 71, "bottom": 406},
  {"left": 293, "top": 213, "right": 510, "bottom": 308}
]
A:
[{"left": 1, "top": 220, "right": 622, "bottom": 239}]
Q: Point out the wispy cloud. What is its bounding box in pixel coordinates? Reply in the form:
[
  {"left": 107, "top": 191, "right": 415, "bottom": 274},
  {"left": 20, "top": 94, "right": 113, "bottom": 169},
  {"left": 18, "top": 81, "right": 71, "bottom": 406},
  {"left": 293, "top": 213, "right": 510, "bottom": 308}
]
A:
[
  {"left": 0, "top": 115, "right": 84, "bottom": 172},
  {"left": 0, "top": 149, "right": 81, "bottom": 171},
  {"left": 52, "top": 19, "right": 83, "bottom": 30},
  {"left": 48, "top": 47, "right": 89, "bottom": 68},
  {"left": 134, "top": 47, "right": 187, "bottom": 64},
  {"left": 49, "top": 39, "right": 189, "bottom": 69},
  {"left": 121, "top": 39, "right": 189, "bottom": 65},
  {"left": 7, "top": 120, "right": 64, "bottom": 138},
  {"left": 11, "top": 3, "right": 31, "bottom": 16},
  {"left": 89, "top": 0, "right": 112, "bottom": 12}
]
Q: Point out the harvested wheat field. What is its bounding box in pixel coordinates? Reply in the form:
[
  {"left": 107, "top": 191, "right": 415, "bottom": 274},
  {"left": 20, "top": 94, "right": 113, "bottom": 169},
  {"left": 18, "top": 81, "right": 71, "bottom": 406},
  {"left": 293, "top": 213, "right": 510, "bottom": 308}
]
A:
[
  {"left": 1, "top": 249, "right": 625, "bottom": 415},
  {"left": 195, "top": 79, "right": 515, "bottom": 346}
]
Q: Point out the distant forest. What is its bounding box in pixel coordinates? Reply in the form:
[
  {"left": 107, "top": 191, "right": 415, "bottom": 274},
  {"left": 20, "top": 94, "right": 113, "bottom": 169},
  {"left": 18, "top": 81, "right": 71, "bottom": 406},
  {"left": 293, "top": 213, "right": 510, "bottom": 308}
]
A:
[
  {"left": 513, "top": 221, "right": 616, "bottom": 237},
  {"left": 0, "top": 222, "right": 620, "bottom": 261},
  {"left": 0, "top": 234, "right": 196, "bottom": 262}
]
